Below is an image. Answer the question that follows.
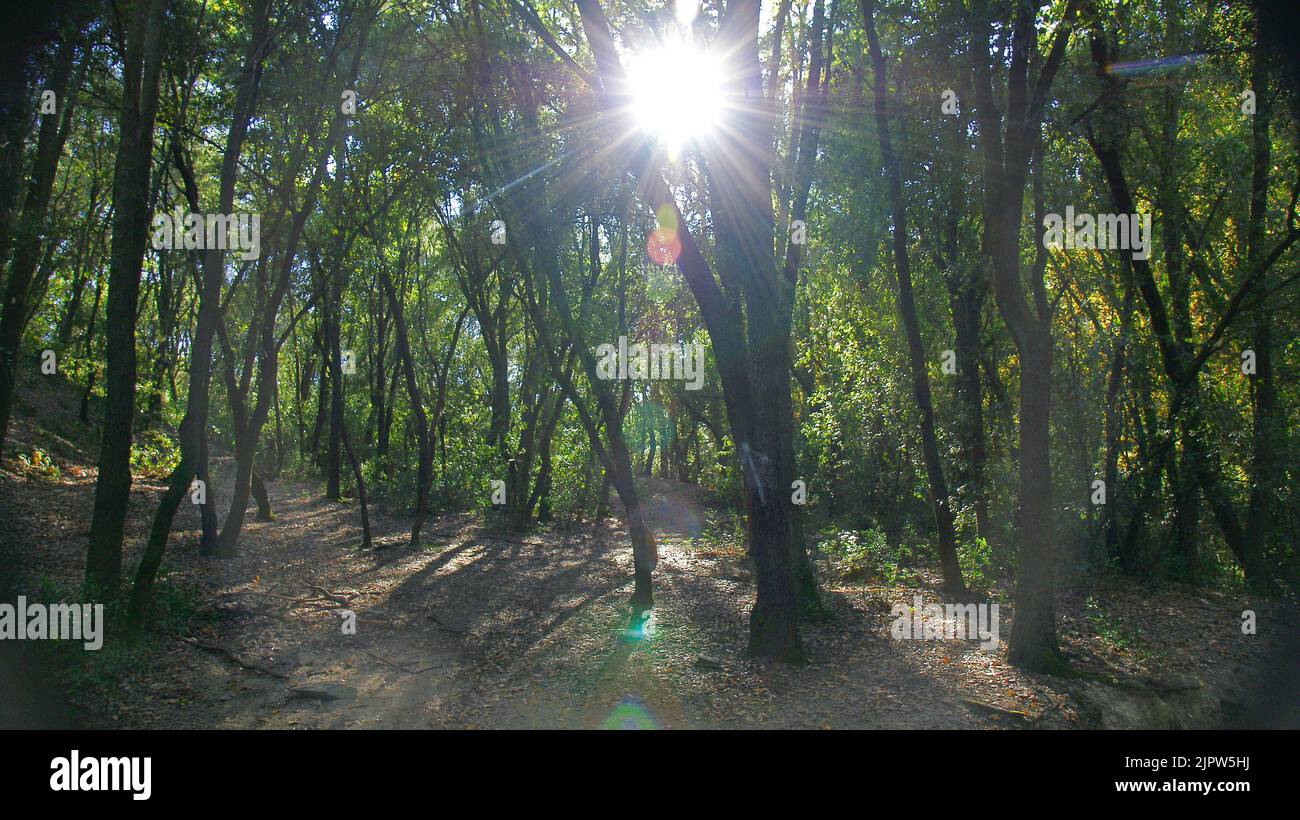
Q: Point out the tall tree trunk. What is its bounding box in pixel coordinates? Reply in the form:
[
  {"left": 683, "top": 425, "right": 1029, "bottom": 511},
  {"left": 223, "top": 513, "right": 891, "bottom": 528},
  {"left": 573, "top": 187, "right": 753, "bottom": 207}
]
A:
[
  {"left": 218, "top": 22, "right": 363, "bottom": 555},
  {"left": 0, "top": 4, "right": 64, "bottom": 284},
  {"left": 531, "top": 391, "right": 564, "bottom": 522},
  {"left": 1244, "top": 30, "right": 1283, "bottom": 570},
  {"left": 1102, "top": 281, "right": 1135, "bottom": 567},
  {"left": 86, "top": 0, "right": 166, "bottom": 599},
  {"left": 78, "top": 262, "right": 103, "bottom": 422},
  {"left": 863, "top": 0, "right": 965, "bottom": 594},
  {"left": 642, "top": 425, "right": 656, "bottom": 477},
  {"left": 0, "top": 32, "right": 80, "bottom": 456},
  {"left": 937, "top": 154, "right": 991, "bottom": 547},
  {"left": 310, "top": 337, "right": 328, "bottom": 466},
  {"left": 512, "top": 198, "right": 657, "bottom": 609},
  {"left": 379, "top": 256, "right": 430, "bottom": 543},
  {"left": 569, "top": 0, "right": 816, "bottom": 658},
  {"left": 325, "top": 296, "right": 343, "bottom": 499},
  {"left": 129, "top": 0, "right": 275, "bottom": 622},
  {"left": 971, "top": 0, "right": 1081, "bottom": 672},
  {"left": 378, "top": 246, "right": 466, "bottom": 546}
]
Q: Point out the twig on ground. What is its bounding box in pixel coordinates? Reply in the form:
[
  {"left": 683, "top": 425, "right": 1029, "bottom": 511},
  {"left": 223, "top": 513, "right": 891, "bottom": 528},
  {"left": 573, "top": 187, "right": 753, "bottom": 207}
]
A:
[
  {"left": 962, "top": 697, "right": 1033, "bottom": 721},
  {"left": 176, "top": 636, "right": 289, "bottom": 679},
  {"left": 309, "top": 584, "right": 352, "bottom": 605},
  {"left": 429, "top": 612, "right": 468, "bottom": 633},
  {"left": 360, "top": 648, "right": 438, "bottom": 675}
]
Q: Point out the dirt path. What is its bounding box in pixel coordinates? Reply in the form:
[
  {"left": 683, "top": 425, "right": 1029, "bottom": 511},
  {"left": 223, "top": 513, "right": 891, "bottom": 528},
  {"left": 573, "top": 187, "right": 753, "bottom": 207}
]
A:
[{"left": 1, "top": 447, "right": 1288, "bottom": 729}]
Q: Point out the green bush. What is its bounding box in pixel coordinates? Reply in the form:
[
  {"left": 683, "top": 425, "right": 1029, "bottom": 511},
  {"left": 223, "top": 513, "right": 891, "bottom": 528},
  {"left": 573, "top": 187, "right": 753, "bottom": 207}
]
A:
[
  {"left": 130, "top": 428, "right": 181, "bottom": 479},
  {"left": 959, "top": 536, "right": 994, "bottom": 591},
  {"left": 822, "top": 528, "right": 914, "bottom": 585}
]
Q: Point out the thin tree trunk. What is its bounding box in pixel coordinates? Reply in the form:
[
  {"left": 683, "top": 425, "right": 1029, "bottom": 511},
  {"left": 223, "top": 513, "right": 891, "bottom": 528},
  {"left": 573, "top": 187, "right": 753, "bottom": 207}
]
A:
[
  {"left": 863, "top": 0, "right": 965, "bottom": 594},
  {"left": 86, "top": 0, "right": 166, "bottom": 599},
  {"left": 971, "top": 0, "right": 1080, "bottom": 672},
  {"left": 1244, "top": 30, "right": 1282, "bottom": 569},
  {"left": 378, "top": 246, "right": 433, "bottom": 545},
  {"left": 129, "top": 0, "right": 275, "bottom": 621},
  {"left": 0, "top": 31, "right": 80, "bottom": 455},
  {"left": 78, "top": 258, "right": 104, "bottom": 422},
  {"left": 1102, "top": 281, "right": 1134, "bottom": 567}
]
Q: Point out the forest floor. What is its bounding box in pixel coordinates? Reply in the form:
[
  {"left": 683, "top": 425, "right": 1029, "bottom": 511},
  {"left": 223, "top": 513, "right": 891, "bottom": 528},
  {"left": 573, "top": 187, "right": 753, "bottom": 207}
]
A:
[{"left": 1, "top": 370, "right": 1295, "bottom": 729}]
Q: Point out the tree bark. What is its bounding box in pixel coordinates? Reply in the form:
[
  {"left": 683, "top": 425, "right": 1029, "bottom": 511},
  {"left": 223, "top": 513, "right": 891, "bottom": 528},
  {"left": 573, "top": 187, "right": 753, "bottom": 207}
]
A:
[
  {"left": 971, "top": 0, "right": 1082, "bottom": 671},
  {"left": 128, "top": 0, "right": 275, "bottom": 621},
  {"left": 863, "top": 0, "right": 966, "bottom": 595},
  {"left": 86, "top": 0, "right": 167, "bottom": 599},
  {"left": 0, "top": 31, "right": 81, "bottom": 455}
]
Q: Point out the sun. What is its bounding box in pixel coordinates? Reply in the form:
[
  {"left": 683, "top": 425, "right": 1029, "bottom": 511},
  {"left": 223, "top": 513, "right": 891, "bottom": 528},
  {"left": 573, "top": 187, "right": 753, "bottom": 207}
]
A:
[{"left": 625, "top": 42, "right": 725, "bottom": 152}]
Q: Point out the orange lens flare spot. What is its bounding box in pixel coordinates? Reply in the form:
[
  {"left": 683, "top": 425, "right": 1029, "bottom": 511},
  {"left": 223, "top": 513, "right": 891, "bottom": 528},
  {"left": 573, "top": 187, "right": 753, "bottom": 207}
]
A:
[{"left": 647, "top": 229, "right": 681, "bottom": 266}]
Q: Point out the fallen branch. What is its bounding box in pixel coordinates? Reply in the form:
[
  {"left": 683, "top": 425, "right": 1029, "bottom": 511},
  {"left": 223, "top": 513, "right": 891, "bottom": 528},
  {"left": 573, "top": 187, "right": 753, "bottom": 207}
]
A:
[
  {"left": 176, "top": 636, "right": 289, "bottom": 679},
  {"left": 211, "top": 587, "right": 349, "bottom": 609},
  {"left": 428, "top": 612, "right": 468, "bottom": 633},
  {"left": 214, "top": 589, "right": 317, "bottom": 604},
  {"left": 360, "top": 648, "right": 437, "bottom": 675},
  {"left": 309, "top": 584, "right": 352, "bottom": 606},
  {"left": 962, "top": 698, "right": 1033, "bottom": 721}
]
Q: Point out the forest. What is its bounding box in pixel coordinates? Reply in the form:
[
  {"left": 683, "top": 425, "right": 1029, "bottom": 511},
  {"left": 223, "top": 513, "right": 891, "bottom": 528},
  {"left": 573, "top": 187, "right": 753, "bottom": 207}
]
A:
[{"left": 0, "top": 0, "right": 1297, "bottom": 731}]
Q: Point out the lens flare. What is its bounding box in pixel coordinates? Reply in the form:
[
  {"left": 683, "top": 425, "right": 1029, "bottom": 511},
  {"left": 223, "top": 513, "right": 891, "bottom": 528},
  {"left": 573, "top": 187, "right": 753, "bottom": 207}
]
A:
[
  {"left": 646, "top": 206, "right": 683, "bottom": 265},
  {"left": 601, "top": 695, "right": 659, "bottom": 730},
  {"left": 620, "top": 607, "right": 655, "bottom": 642},
  {"left": 646, "top": 229, "right": 681, "bottom": 265},
  {"left": 1107, "top": 53, "right": 1204, "bottom": 77}
]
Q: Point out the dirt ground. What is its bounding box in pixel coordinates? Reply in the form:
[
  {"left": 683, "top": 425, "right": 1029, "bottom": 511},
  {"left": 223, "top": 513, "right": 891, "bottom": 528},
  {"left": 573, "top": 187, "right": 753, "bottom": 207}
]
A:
[{"left": 0, "top": 373, "right": 1292, "bottom": 730}]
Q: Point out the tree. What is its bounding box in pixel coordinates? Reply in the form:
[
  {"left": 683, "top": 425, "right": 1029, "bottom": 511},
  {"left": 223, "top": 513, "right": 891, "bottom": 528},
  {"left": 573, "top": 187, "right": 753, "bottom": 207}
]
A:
[
  {"left": 564, "top": 0, "right": 820, "bottom": 660},
  {"left": 862, "top": 0, "right": 966, "bottom": 595},
  {"left": 85, "top": 0, "right": 168, "bottom": 599},
  {"left": 969, "top": 0, "right": 1082, "bottom": 671},
  {"left": 130, "top": 0, "right": 275, "bottom": 624}
]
